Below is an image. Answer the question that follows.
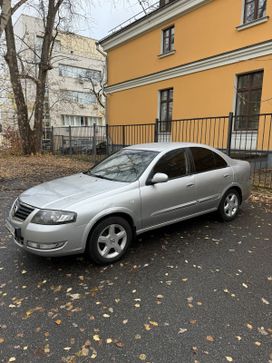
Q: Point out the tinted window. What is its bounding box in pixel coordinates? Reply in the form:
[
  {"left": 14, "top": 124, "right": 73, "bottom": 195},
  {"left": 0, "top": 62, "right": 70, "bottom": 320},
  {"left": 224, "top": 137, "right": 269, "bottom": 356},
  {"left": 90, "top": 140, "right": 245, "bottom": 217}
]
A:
[
  {"left": 191, "top": 147, "right": 227, "bottom": 173},
  {"left": 89, "top": 149, "right": 158, "bottom": 182},
  {"left": 153, "top": 149, "right": 188, "bottom": 179}
]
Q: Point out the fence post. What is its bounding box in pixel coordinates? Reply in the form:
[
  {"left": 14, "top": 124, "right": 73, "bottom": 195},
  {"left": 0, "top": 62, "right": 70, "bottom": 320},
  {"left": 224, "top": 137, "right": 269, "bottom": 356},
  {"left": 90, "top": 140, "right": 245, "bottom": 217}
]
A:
[
  {"left": 68, "top": 125, "right": 72, "bottom": 155},
  {"left": 227, "top": 112, "right": 233, "bottom": 156},
  {"left": 51, "top": 126, "right": 54, "bottom": 154},
  {"left": 154, "top": 119, "right": 159, "bottom": 142},
  {"left": 122, "top": 125, "right": 125, "bottom": 147},
  {"left": 92, "top": 123, "right": 97, "bottom": 163},
  {"left": 106, "top": 124, "right": 109, "bottom": 155}
]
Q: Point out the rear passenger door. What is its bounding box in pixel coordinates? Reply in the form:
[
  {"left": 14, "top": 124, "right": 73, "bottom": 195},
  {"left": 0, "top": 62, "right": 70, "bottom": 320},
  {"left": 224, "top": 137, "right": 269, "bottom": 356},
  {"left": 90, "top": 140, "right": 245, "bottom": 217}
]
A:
[{"left": 189, "top": 147, "right": 233, "bottom": 212}]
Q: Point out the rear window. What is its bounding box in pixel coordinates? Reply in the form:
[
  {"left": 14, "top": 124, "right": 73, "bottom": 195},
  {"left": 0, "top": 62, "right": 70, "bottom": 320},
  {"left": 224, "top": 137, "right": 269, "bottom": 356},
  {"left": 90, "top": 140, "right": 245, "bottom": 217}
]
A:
[{"left": 190, "top": 147, "right": 227, "bottom": 173}]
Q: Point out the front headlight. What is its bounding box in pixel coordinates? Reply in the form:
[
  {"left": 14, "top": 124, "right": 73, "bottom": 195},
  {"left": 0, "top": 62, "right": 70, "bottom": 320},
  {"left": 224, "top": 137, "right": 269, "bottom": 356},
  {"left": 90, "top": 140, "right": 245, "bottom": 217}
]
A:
[{"left": 31, "top": 210, "right": 77, "bottom": 225}]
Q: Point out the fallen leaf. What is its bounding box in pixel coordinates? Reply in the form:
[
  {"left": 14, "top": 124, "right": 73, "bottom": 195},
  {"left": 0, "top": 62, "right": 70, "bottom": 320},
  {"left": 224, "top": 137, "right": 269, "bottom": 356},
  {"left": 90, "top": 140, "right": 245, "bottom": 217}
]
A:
[
  {"left": 106, "top": 338, "right": 112, "bottom": 344},
  {"left": 178, "top": 328, "right": 188, "bottom": 334},
  {"left": 261, "top": 298, "right": 270, "bottom": 305},
  {"left": 0, "top": 338, "right": 4, "bottom": 344},
  {"left": 246, "top": 323, "right": 253, "bottom": 330},
  {"left": 139, "top": 354, "right": 147, "bottom": 361},
  {"left": 255, "top": 341, "right": 261, "bottom": 347},
  {"left": 93, "top": 335, "right": 100, "bottom": 342},
  {"left": 206, "top": 336, "right": 214, "bottom": 342},
  {"left": 225, "top": 357, "right": 233, "bottom": 362},
  {"left": 144, "top": 324, "right": 151, "bottom": 331},
  {"left": 115, "top": 340, "right": 124, "bottom": 348},
  {"left": 55, "top": 319, "right": 62, "bottom": 325},
  {"left": 149, "top": 321, "right": 158, "bottom": 327}
]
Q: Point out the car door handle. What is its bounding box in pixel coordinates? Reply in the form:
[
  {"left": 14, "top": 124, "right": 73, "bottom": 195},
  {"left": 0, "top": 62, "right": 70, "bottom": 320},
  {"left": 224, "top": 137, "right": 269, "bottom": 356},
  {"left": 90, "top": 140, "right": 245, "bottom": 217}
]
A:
[
  {"left": 186, "top": 183, "right": 195, "bottom": 188},
  {"left": 224, "top": 174, "right": 230, "bottom": 178}
]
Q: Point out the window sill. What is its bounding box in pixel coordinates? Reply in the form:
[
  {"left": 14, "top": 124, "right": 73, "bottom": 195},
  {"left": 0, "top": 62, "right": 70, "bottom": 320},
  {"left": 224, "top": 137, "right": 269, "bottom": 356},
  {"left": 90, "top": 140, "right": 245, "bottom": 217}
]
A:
[
  {"left": 236, "top": 16, "right": 269, "bottom": 31},
  {"left": 158, "top": 50, "right": 176, "bottom": 59}
]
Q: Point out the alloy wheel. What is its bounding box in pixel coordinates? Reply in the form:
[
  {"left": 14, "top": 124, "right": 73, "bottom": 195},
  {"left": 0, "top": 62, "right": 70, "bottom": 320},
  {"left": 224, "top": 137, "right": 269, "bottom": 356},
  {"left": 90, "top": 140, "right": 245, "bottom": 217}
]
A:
[
  {"left": 97, "top": 224, "right": 127, "bottom": 259},
  {"left": 224, "top": 193, "right": 239, "bottom": 218}
]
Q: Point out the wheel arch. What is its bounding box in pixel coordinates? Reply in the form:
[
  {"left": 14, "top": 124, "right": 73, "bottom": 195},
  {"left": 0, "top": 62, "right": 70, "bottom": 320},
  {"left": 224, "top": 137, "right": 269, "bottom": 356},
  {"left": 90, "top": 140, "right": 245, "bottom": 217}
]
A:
[{"left": 83, "top": 210, "right": 136, "bottom": 251}]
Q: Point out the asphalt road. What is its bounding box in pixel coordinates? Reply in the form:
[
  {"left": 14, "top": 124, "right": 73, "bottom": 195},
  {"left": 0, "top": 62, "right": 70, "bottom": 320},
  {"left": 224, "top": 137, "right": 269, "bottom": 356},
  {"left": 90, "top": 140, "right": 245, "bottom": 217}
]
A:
[{"left": 0, "top": 188, "right": 271, "bottom": 362}]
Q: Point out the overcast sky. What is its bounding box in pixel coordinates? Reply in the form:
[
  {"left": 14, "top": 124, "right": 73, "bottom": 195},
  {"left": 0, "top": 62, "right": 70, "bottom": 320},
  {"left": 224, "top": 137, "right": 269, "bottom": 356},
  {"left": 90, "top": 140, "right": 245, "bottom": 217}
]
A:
[{"left": 18, "top": 0, "right": 158, "bottom": 41}]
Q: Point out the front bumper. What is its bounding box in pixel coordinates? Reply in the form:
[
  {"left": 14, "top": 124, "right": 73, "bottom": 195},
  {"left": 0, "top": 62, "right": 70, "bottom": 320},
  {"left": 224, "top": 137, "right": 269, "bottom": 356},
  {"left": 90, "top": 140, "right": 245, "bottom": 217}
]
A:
[{"left": 5, "top": 216, "right": 87, "bottom": 257}]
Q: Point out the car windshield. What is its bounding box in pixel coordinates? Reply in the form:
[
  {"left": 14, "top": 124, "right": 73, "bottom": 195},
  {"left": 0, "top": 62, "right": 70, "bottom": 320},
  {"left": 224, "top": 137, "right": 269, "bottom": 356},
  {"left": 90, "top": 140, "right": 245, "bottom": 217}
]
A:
[{"left": 88, "top": 149, "right": 158, "bottom": 182}]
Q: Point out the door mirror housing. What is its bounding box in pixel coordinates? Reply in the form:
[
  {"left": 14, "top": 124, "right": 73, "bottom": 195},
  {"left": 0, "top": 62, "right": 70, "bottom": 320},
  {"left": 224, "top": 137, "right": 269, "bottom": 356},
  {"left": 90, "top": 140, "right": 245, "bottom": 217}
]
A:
[{"left": 150, "top": 173, "right": 169, "bottom": 185}]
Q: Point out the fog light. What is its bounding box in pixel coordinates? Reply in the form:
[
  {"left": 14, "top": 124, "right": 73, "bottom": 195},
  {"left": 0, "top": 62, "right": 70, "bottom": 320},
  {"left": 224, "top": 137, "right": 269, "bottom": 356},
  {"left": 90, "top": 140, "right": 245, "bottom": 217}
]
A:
[{"left": 27, "top": 241, "right": 66, "bottom": 250}]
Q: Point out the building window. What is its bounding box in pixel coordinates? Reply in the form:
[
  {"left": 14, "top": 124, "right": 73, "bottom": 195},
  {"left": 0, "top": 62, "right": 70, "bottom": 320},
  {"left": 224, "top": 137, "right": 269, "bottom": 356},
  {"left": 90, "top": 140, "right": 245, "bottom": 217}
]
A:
[
  {"left": 162, "top": 26, "right": 175, "bottom": 54},
  {"left": 159, "top": 88, "right": 173, "bottom": 132},
  {"left": 160, "top": 0, "right": 175, "bottom": 7},
  {"left": 59, "top": 64, "right": 101, "bottom": 81},
  {"left": 62, "top": 115, "right": 102, "bottom": 127},
  {"left": 235, "top": 71, "right": 264, "bottom": 131},
  {"left": 243, "top": 0, "right": 266, "bottom": 24},
  {"left": 36, "top": 36, "right": 61, "bottom": 55},
  {"left": 62, "top": 90, "right": 96, "bottom": 105}
]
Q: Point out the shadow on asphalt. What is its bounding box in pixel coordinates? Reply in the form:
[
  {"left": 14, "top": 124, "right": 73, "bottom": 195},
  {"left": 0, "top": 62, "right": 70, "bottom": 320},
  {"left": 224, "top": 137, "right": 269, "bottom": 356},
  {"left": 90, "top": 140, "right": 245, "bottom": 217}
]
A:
[{"left": 14, "top": 208, "right": 244, "bottom": 275}]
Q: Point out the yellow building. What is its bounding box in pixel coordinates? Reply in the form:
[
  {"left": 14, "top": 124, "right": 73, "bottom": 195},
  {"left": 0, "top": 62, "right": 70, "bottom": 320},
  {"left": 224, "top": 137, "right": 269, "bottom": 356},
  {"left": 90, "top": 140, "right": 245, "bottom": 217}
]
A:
[{"left": 100, "top": 0, "right": 272, "bottom": 151}]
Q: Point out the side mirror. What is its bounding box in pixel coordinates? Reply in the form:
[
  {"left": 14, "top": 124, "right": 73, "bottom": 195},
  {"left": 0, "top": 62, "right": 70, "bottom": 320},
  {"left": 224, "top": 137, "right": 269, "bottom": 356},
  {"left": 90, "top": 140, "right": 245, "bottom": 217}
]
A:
[{"left": 150, "top": 172, "right": 169, "bottom": 185}]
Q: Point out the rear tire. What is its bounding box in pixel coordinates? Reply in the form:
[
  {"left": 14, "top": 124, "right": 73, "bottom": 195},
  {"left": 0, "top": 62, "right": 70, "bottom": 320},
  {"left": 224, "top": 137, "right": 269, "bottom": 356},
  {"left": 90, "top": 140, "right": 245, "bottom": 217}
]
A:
[
  {"left": 218, "top": 189, "right": 241, "bottom": 222},
  {"left": 86, "top": 216, "right": 132, "bottom": 265}
]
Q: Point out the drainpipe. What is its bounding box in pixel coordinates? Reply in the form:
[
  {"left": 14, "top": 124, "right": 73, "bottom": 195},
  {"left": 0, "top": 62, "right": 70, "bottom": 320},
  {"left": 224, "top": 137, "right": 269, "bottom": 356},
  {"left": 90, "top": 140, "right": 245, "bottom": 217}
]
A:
[{"left": 95, "top": 42, "right": 108, "bottom": 126}]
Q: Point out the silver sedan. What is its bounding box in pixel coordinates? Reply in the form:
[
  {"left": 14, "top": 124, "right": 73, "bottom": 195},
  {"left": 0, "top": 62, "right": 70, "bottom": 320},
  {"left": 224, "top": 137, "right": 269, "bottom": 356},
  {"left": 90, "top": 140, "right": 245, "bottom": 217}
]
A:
[{"left": 6, "top": 143, "right": 251, "bottom": 264}]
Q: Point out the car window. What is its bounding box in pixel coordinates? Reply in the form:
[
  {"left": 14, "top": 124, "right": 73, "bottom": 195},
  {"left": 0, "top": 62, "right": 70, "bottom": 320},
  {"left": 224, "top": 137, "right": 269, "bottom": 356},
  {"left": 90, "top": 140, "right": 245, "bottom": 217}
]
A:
[
  {"left": 190, "top": 147, "right": 227, "bottom": 173},
  {"left": 88, "top": 149, "right": 158, "bottom": 182},
  {"left": 153, "top": 149, "right": 188, "bottom": 179}
]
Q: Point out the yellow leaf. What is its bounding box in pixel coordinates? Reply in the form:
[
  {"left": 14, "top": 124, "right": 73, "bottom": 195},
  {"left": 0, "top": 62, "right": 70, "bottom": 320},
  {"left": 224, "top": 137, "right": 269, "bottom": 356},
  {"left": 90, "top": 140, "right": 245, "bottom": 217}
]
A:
[
  {"left": 144, "top": 324, "right": 151, "bottom": 331},
  {"left": 139, "top": 354, "right": 147, "bottom": 361},
  {"left": 93, "top": 335, "right": 100, "bottom": 342},
  {"left": 106, "top": 338, "right": 112, "bottom": 344},
  {"left": 206, "top": 336, "right": 214, "bottom": 342},
  {"left": 0, "top": 338, "right": 5, "bottom": 344},
  {"left": 225, "top": 357, "right": 233, "bottom": 362},
  {"left": 55, "top": 319, "right": 62, "bottom": 325},
  {"left": 149, "top": 321, "right": 158, "bottom": 327}
]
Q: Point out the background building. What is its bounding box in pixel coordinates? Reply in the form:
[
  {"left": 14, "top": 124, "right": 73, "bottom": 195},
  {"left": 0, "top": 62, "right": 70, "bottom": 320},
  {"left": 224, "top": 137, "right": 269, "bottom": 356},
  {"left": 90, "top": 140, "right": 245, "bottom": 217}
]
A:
[{"left": 1, "top": 14, "right": 106, "bottom": 135}]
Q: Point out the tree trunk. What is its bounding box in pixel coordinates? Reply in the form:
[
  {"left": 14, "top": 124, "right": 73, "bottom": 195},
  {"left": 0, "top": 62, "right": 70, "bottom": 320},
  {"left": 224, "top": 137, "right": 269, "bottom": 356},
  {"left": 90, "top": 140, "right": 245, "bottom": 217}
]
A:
[
  {"left": 0, "top": 0, "right": 11, "bottom": 38},
  {"left": 4, "top": 16, "right": 34, "bottom": 154},
  {"left": 4, "top": 0, "right": 63, "bottom": 154}
]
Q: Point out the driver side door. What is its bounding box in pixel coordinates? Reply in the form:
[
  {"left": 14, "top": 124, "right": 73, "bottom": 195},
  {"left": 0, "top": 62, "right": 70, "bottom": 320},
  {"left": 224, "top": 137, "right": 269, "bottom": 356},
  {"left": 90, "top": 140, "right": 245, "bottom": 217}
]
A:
[{"left": 140, "top": 148, "right": 197, "bottom": 230}]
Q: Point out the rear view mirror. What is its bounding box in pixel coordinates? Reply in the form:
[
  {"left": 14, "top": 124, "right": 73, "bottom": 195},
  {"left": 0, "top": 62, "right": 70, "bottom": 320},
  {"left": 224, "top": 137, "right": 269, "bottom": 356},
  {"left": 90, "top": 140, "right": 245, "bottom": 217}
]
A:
[{"left": 151, "top": 173, "right": 169, "bottom": 185}]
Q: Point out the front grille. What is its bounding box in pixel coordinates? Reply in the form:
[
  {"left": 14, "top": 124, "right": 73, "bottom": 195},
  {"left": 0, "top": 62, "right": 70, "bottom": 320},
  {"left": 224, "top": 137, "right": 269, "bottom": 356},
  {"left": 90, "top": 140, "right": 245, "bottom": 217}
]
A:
[{"left": 13, "top": 201, "right": 35, "bottom": 221}]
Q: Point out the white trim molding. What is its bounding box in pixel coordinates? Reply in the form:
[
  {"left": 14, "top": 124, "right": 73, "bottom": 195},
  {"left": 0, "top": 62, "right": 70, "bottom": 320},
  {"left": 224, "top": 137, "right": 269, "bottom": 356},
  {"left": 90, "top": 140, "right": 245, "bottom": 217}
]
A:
[
  {"left": 100, "top": 0, "right": 211, "bottom": 51},
  {"left": 236, "top": 16, "right": 269, "bottom": 31},
  {"left": 106, "top": 40, "right": 272, "bottom": 94}
]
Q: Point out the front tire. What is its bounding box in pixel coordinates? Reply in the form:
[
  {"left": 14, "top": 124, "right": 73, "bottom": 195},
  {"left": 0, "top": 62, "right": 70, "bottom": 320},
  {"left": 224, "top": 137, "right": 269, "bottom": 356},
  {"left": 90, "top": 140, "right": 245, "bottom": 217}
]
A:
[
  {"left": 86, "top": 216, "right": 133, "bottom": 265},
  {"left": 218, "top": 189, "right": 241, "bottom": 222}
]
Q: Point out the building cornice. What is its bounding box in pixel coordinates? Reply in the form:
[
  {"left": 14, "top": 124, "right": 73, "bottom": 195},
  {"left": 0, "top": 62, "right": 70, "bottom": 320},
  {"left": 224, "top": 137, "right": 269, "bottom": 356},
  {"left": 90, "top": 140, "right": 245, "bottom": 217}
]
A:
[
  {"left": 105, "top": 40, "right": 272, "bottom": 94},
  {"left": 100, "top": 0, "right": 211, "bottom": 51}
]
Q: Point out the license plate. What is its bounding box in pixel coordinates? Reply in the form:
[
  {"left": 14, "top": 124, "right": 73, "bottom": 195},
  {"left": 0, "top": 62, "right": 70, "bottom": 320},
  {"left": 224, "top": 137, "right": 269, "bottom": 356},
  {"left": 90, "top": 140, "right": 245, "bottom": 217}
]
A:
[{"left": 5, "top": 220, "right": 15, "bottom": 237}]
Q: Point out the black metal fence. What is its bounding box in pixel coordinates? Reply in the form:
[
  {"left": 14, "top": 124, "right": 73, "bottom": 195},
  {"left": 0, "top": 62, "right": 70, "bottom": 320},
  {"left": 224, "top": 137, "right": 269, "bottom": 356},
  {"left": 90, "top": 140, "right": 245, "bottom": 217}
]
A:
[{"left": 43, "top": 113, "right": 272, "bottom": 189}]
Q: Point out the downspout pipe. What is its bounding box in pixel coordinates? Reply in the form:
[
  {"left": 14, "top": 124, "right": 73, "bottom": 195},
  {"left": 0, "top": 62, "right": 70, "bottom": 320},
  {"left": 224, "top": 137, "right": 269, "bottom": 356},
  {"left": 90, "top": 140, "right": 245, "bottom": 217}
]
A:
[{"left": 95, "top": 41, "right": 108, "bottom": 126}]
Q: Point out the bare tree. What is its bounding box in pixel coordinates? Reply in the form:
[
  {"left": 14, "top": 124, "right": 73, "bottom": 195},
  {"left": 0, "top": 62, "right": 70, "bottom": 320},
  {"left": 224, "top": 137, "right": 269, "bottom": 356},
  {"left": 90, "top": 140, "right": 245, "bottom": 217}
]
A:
[
  {"left": 3, "top": 0, "right": 72, "bottom": 154},
  {"left": 82, "top": 67, "right": 106, "bottom": 110},
  {"left": 0, "top": 0, "right": 28, "bottom": 38}
]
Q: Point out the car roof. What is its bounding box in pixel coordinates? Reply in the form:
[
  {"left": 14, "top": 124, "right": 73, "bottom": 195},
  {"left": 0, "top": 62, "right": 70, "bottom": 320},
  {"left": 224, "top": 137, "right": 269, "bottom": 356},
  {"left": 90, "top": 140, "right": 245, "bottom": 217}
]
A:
[{"left": 125, "top": 142, "right": 211, "bottom": 153}]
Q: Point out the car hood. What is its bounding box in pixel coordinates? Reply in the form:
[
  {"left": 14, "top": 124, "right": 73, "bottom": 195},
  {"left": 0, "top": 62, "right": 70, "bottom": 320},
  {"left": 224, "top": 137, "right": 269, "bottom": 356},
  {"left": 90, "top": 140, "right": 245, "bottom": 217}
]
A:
[{"left": 19, "top": 173, "right": 128, "bottom": 210}]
